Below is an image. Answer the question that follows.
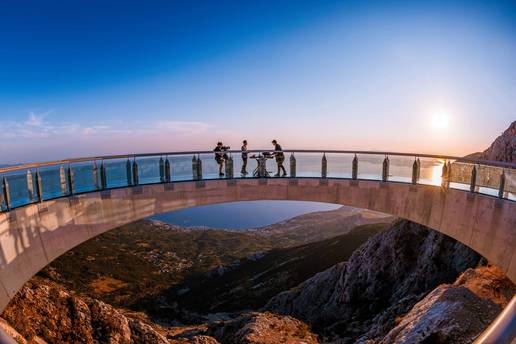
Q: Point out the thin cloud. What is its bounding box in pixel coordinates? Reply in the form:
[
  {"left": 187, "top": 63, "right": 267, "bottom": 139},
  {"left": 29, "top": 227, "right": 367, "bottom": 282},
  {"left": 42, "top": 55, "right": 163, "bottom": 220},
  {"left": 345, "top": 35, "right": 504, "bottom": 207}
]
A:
[{"left": 0, "top": 113, "right": 214, "bottom": 162}]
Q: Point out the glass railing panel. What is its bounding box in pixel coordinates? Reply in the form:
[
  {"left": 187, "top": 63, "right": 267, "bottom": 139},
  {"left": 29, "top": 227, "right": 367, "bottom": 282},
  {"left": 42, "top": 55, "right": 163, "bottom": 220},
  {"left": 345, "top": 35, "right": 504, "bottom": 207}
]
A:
[
  {"left": 388, "top": 156, "right": 415, "bottom": 183},
  {"left": 356, "top": 154, "right": 383, "bottom": 180},
  {"left": 71, "top": 162, "right": 98, "bottom": 193},
  {"left": 448, "top": 161, "right": 473, "bottom": 191},
  {"left": 476, "top": 165, "right": 502, "bottom": 197},
  {"left": 39, "top": 165, "right": 67, "bottom": 200},
  {"left": 230, "top": 153, "right": 246, "bottom": 178},
  {"left": 136, "top": 156, "right": 161, "bottom": 185},
  {"left": 198, "top": 153, "right": 224, "bottom": 180},
  {"left": 295, "top": 153, "right": 321, "bottom": 178},
  {"left": 3, "top": 171, "right": 32, "bottom": 208},
  {"left": 418, "top": 158, "right": 445, "bottom": 186},
  {"left": 105, "top": 159, "right": 131, "bottom": 188},
  {"left": 169, "top": 155, "right": 193, "bottom": 182},
  {"left": 504, "top": 168, "right": 516, "bottom": 201},
  {"left": 326, "top": 153, "right": 353, "bottom": 179},
  {"left": 0, "top": 180, "right": 4, "bottom": 211}
]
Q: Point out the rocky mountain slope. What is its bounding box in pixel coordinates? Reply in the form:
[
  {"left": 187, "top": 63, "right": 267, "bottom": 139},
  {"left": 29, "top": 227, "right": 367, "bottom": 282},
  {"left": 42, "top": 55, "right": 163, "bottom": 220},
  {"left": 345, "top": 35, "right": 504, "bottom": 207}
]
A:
[
  {"left": 0, "top": 276, "right": 170, "bottom": 344},
  {"left": 468, "top": 120, "right": 516, "bottom": 162},
  {"left": 379, "top": 265, "right": 514, "bottom": 344},
  {"left": 0, "top": 277, "right": 321, "bottom": 344},
  {"left": 265, "top": 220, "right": 482, "bottom": 342}
]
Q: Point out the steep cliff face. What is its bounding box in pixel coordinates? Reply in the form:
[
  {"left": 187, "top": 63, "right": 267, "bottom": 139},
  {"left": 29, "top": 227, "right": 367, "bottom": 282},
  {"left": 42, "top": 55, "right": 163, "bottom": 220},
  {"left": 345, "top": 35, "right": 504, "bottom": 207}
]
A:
[
  {"left": 265, "top": 220, "right": 481, "bottom": 342},
  {"left": 380, "top": 266, "right": 515, "bottom": 344},
  {"left": 0, "top": 276, "right": 322, "bottom": 344},
  {"left": 473, "top": 121, "right": 516, "bottom": 162},
  {"left": 1, "top": 277, "right": 169, "bottom": 344}
]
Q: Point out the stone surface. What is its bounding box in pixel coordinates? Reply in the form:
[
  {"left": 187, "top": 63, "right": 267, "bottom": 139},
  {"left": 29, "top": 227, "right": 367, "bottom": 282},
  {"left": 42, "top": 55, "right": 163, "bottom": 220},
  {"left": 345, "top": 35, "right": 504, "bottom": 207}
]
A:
[
  {"left": 188, "top": 335, "right": 221, "bottom": 344},
  {"left": 208, "top": 312, "right": 319, "bottom": 344},
  {"left": 380, "top": 265, "right": 515, "bottom": 344},
  {"left": 0, "top": 277, "right": 168, "bottom": 344},
  {"left": 264, "top": 220, "right": 481, "bottom": 342},
  {"left": 473, "top": 121, "right": 516, "bottom": 163}
]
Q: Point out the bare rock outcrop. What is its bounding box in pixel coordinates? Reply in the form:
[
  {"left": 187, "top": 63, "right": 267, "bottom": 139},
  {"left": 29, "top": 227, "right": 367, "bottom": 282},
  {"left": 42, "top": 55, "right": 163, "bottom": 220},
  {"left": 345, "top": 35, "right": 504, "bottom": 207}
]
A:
[
  {"left": 187, "top": 335, "right": 221, "bottom": 344},
  {"left": 1, "top": 277, "right": 168, "bottom": 344},
  {"left": 380, "top": 266, "right": 515, "bottom": 344},
  {"left": 265, "top": 220, "right": 480, "bottom": 342},
  {"left": 470, "top": 120, "right": 516, "bottom": 163},
  {"left": 208, "top": 311, "right": 319, "bottom": 344}
]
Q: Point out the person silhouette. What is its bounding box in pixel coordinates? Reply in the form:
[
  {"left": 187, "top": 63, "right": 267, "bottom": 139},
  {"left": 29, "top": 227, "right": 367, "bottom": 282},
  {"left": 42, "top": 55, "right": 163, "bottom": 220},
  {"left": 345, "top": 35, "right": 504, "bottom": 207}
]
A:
[
  {"left": 272, "top": 139, "right": 287, "bottom": 177},
  {"left": 241, "top": 140, "right": 248, "bottom": 175}
]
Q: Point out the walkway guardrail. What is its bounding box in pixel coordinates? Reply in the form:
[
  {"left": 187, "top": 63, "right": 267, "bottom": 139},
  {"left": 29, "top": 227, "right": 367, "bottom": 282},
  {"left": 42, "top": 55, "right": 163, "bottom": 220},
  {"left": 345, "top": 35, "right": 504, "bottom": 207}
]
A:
[{"left": 1, "top": 150, "right": 515, "bottom": 211}]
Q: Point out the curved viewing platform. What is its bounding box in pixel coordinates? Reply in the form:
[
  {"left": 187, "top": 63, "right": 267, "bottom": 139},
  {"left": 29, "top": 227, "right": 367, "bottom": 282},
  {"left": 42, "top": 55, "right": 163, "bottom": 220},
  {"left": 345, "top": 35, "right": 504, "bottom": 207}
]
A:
[{"left": 1, "top": 149, "right": 515, "bottom": 211}]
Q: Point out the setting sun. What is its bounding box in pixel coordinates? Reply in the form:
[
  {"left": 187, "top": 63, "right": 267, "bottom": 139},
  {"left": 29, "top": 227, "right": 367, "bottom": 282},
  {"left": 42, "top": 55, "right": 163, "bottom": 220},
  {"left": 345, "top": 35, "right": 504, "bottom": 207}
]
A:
[{"left": 430, "top": 111, "right": 450, "bottom": 129}]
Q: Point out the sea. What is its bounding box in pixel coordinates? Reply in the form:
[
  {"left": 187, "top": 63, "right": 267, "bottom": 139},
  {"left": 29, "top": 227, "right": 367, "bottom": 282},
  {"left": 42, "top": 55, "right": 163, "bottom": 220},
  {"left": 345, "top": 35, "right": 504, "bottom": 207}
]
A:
[{"left": 149, "top": 200, "right": 341, "bottom": 230}]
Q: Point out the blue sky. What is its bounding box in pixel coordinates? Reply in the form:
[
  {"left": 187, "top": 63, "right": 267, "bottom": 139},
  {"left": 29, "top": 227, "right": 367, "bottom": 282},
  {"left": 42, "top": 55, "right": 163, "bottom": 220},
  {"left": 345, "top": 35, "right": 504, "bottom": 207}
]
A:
[{"left": 1, "top": 0, "right": 515, "bottom": 163}]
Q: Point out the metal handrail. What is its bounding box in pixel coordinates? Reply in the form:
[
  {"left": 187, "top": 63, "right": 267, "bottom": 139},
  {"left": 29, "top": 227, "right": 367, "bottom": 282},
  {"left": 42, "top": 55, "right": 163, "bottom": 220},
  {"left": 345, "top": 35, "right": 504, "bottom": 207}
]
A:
[{"left": 1, "top": 149, "right": 515, "bottom": 174}]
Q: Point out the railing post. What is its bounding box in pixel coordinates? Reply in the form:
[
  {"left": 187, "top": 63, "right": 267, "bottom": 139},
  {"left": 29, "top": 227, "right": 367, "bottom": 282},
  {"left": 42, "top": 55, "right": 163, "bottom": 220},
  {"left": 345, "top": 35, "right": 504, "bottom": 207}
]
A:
[
  {"left": 290, "top": 153, "right": 296, "bottom": 178},
  {"left": 59, "top": 166, "right": 67, "bottom": 195},
  {"left": 225, "top": 155, "right": 233, "bottom": 179},
  {"left": 27, "top": 170, "right": 35, "bottom": 202},
  {"left": 132, "top": 159, "right": 139, "bottom": 186},
  {"left": 441, "top": 161, "right": 449, "bottom": 188},
  {"left": 498, "top": 170, "right": 506, "bottom": 199},
  {"left": 197, "top": 155, "right": 203, "bottom": 180},
  {"left": 382, "top": 156, "right": 389, "bottom": 182},
  {"left": 192, "top": 156, "right": 198, "bottom": 180},
  {"left": 321, "top": 153, "right": 327, "bottom": 179},
  {"left": 126, "top": 159, "right": 132, "bottom": 186},
  {"left": 159, "top": 157, "right": 165, "bottom": 182},
  {"left": 2, "top": 177, "right": 11, "bottom": 211},
  {"left": 225, "top": 155, "right": 231, "bottom": 178},
  {"left": 470, "top": 165, "right": 477, "bottom": 193},
  {"left": 352, "top": 154, "right": 358, "bottom": 180},
  {"left": 92, "top": 161, "right": 100, "bottom": 190},
  {"left": 100, "top": 161, "right": 107, "bottom": 190},
  {"left": 412, "top": 158, "right": 420, "bottom": 184},
  {"left": 0, "top": 179, "right": 3, "bottom": 211},
  {"left": 67, "top": 165, "right": 75, "bottom": 195},
  {"left": 164, "top": 157, "right": 171, "bottom": 182},
  {"left": 35, "top": 171, "right": 43, "bottom": 202}
]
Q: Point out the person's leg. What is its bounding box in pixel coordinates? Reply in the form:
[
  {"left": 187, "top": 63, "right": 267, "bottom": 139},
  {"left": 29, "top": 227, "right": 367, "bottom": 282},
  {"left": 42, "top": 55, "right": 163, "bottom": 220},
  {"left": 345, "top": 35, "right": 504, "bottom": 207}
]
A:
[
  {"left": 275, "top": 162, "right": 281, "bottom": 176},
  {"left": 280, "top": 163, "right": 287, "bottom": 176},
  {"left": 241, "top": 158, "right": 247, "bottom": 174},
  {"left": 218, "top": 161, "right": 224, "bottom": 175}
]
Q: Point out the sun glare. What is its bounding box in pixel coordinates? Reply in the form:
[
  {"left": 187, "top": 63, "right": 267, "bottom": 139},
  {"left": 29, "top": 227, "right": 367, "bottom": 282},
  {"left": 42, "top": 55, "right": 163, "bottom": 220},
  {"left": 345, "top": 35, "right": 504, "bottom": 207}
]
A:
[{"left": 430, "top": 111, "right": 450, "bottom": 129}]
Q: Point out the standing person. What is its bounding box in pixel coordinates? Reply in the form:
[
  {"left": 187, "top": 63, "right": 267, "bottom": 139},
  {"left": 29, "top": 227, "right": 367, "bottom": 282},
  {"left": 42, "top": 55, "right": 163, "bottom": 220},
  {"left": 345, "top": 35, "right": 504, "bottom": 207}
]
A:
[
  {"left": 241, "top": 140, "right": 248, "bottom": 175},
  {"left": 213, "top": 142, "right": 225, "bottom": 176},
  {"left": 272, "top": 139, "right": 287, "bottom": 177}
]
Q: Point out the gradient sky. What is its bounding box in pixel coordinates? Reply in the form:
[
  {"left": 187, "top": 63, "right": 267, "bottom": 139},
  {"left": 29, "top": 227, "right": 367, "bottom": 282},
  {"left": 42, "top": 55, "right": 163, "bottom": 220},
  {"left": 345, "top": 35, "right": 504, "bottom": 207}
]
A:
[{"left": 1, "top": 0, "right": 515, "bottom": 163}]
